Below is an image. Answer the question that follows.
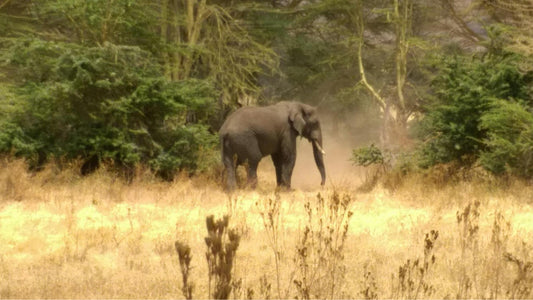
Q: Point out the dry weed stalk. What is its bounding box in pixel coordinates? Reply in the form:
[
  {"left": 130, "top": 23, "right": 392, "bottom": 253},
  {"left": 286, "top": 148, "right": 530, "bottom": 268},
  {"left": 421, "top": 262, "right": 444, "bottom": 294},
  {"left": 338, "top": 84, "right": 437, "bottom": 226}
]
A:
[
  {"left": 293, "top": 191, "right": 353, "bottom": 299},
  {"left": 174, "top": 240, "right": 194, "bottom": 300},
  {"left": 0, "top": 159, "right": 31, "bottom": 201},
  {"left": 487, "top": 211, "right": 510, "bottom": 298},
  {"left": 226, "top": 194, "right": 238, "bottom": 217},
  {"left": 257, "top": 194, "right": 291, "bottom": 298},
  {"left": 205, "top": 215, "right": 241, "bottom": 299},
  {"left": 259, "top": 274, "right": 272, "bottom": 299},
  {"left": 391, "top": 230, "right": 438, "bottom": 299},
  {"left": 505, "top": 245, "right": 533, "bottom": 299},
  {"left": 456, "top": 200, "right": 480, "bottom": 299},
  {"left": 360, "top": 263, "right": 378, "bottom": 300}
]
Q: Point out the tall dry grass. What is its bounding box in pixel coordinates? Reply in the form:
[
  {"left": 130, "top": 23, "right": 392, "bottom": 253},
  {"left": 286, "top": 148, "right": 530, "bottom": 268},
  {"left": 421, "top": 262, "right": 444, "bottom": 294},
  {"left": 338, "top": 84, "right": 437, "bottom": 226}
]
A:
[{"left": 1, "top": 156, "right": 533, "bottom": 298}]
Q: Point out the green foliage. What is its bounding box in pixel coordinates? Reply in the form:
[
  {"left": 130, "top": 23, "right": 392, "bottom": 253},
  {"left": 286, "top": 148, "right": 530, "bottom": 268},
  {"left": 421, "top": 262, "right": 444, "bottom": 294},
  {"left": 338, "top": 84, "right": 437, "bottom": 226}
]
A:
[
  {"left": 33, "top": 0, "right": 159, "bottom": 48},
  {"left": 351, "top": 144, "right": 385, "bottom": 167},
  {"left": 417, "top": 52, "right": 531, "bottom": 168},
  {"left": 479, "top": 100, "right": 533, "bottom": 178},
  {"left": 0, "top": 39, "right": 217, "bottom": 178},
  {"left": 3, "top": 0, "right": 533, "bottom": 182},
  {"left": 280, "top": 1, "right": 369, "bottom": 104}
]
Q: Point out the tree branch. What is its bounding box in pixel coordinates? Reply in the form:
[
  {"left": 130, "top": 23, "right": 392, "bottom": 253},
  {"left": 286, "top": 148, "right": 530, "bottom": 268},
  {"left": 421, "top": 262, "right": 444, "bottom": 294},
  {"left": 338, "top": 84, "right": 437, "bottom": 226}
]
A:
[
  {"left": 441, "top": 0, "right": 485, "bottom": 43},
  {"left": 0, "top": 0, "right": 11, "bottom": 11}
]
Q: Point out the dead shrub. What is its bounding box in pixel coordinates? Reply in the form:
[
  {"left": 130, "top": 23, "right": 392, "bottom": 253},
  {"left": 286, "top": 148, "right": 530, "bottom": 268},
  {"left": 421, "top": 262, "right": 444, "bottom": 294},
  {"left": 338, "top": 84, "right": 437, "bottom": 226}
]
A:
[{"left": 293, "top": 191, "right": 353, "bottom": 299}]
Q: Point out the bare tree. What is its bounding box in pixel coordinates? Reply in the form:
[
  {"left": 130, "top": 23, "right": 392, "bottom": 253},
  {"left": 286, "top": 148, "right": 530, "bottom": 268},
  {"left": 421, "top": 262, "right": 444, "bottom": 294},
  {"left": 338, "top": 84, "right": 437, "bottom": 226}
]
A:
[
  {"left": 354, "top": 0, "right": 415, "bottom": 148},
  {"left": 159, "top": 0, "right": 278, "bottom": 104}
]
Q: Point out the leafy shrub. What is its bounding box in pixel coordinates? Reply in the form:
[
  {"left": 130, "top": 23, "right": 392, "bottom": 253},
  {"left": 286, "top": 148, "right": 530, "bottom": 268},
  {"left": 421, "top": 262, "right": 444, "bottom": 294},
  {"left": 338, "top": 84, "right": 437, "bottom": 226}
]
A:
[
  {"left": 352, "top": 144, "right": 420, "bottom": 191},
  {"left": 479, "top": 100, "right": 533, "bottom": 178},
  {"left": 32, "top": 0, "right": 159, "bottom": 49},
  {"left": 351, "top": 144, "right": 385, "bottom": 167},
  {"left": 0, "top": 39, "right": 217, "bottom": 178},
  {"left": 417, "top": 52, "right": 530, "bottom": 168}
]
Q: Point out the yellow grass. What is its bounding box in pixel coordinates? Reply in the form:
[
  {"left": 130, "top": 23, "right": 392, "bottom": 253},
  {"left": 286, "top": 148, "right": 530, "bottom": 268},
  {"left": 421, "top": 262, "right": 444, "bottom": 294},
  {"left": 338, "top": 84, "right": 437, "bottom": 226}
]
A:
[{"left": 1, "top": 146, "right": 533, "bottom": 298}]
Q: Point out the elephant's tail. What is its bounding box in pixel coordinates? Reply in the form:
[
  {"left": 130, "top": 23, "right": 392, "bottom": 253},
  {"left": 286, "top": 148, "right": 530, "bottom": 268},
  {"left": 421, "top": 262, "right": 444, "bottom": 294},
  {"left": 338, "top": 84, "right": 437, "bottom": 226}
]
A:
[
  {"left": 220, "top": 133, "right": 237, "bottom": 168},
  {"left": 220, "top": 133, "right": 231, "bottom": 159}
]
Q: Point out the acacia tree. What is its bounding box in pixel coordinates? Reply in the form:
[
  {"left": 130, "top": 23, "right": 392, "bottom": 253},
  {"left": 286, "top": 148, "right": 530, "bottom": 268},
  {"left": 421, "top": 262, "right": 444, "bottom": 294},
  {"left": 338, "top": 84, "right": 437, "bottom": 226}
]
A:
[
  {"left": 28, "top": 0, "right": 278, "bottom": 108},
  {"left": 440, "top": 0, "right": 533, "bottom": 58},
  {"left": 439, "top": 0, "right": 487, "bottom": 44},
  {"left": 158, "top": 0, "right": 278, "bottom": 106},
  {"left": 482, "top": 0, "right": 533, "bottom": 58},
  {"left": 354, "top": 0, "right": 419, "bottom": 147},
  {"left": 277, "top": 0, "right": 432, "bottom": 148}
]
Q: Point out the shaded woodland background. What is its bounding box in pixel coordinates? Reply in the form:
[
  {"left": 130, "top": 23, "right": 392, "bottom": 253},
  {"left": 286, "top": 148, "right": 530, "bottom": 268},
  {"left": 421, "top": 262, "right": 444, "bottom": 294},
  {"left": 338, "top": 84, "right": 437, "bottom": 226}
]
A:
[{"left": 1, "top": 0, "right": 533, "bottom": 181}]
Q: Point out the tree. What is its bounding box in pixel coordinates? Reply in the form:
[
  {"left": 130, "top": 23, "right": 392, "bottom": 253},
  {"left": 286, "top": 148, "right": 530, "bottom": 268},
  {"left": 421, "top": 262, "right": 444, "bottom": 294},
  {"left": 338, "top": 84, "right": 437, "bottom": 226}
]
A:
[
  {"left": 416, "top": 44, "right": 531, "bottom": 168},
  {"left": 0, "top": 0, "right": 281, "bottom": 177},
  {"left": 479, "top": 99, "right": 533, "bottom": 178},
  {"left": 8, "top": 0, "right": 279, "bottom": 107},
  {"left": 439, "top": 0, "right": 533, "bottom": 59},
  {"left": 439, "top": 0, "right": 487, "bottom": 44},
  {"left": 297, "top": 0, "right": 425, "bottom": 148},
  {"left": 355, "top": 0, "right": 417, "bottom": 147},
  {"left": 1, "top": 40, "right": 218, "bottom": 178},
  {"left": 158, "top": 0, "right": 278, "bottom": 107},
  {"left": 482, "top": 0, "right": 533, "bottom": 59}
]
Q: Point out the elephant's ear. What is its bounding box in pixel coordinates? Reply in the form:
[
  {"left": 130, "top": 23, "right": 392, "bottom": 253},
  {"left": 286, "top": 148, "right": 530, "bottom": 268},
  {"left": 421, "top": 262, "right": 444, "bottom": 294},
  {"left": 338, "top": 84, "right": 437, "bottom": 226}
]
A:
[{"left": 289, "top": 107, "right": 306, "bottom": 136}]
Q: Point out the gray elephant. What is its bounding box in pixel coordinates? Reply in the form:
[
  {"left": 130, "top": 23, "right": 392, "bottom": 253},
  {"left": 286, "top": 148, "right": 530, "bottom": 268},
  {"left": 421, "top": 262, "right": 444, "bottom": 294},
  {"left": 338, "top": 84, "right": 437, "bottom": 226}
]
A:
[{"left": 219, "top": 101, "right": 326, "bottom": 190}]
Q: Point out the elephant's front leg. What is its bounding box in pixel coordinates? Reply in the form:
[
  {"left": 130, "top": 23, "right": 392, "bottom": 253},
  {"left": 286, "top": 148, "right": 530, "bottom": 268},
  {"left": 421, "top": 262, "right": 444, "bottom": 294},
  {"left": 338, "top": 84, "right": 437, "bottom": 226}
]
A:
[
  {"left": 279, "top": 140, "right": 296, "bottom": 188},
  {"left": 271, "top": 153, "right": 283, "bottom": 186},
  {"left": 280, "top": 154, "right": 296, "bottom": 188}
]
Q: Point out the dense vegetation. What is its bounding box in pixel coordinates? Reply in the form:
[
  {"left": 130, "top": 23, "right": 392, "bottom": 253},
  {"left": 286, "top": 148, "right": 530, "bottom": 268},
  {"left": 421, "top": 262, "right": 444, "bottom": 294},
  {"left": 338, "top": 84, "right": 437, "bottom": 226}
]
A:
[{"left": 1, "top": 0, "right": 533, "bottom": 180}]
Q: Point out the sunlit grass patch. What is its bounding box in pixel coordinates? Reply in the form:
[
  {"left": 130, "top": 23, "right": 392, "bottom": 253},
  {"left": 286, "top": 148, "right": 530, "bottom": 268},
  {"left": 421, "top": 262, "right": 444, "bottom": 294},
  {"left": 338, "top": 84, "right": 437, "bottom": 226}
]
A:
[{"left": 1, "top": 159, "right": 533, "bottom": 298}]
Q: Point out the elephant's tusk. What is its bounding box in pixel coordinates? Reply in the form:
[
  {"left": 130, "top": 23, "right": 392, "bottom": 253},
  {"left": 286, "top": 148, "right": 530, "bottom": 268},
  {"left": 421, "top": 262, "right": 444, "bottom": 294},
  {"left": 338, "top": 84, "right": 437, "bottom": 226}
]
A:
[{"left": 314, "top": 141, "right": 326, "bottom": 155}]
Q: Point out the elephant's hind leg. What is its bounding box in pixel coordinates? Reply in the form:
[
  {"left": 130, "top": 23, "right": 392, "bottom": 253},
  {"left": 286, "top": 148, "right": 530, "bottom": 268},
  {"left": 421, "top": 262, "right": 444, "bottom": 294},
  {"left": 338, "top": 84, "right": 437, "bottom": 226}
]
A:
[
  {"left": 246, "top": 158, "right": 260, "bottom": 189},
  {"left": 230, "top": 136, "right": 262, "bottom": 189},
  {"left": 222, "top": 139, "right": 237, "bottom": 191}
]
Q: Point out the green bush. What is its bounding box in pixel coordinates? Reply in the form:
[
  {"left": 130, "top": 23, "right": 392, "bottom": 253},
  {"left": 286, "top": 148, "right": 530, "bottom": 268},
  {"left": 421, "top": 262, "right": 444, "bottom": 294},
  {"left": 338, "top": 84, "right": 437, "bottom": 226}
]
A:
[
  {"left": 0, "top": 39, "right": 218, "bottom": 178},
  {"left": 351, "top": 144, "right": 385, "bottom": 167},
  {"left": 416, "top": 52, "right": 531, "bottom": 168},
  {"left": 479, "top": 100, "right": 533, "bottom": 178}
]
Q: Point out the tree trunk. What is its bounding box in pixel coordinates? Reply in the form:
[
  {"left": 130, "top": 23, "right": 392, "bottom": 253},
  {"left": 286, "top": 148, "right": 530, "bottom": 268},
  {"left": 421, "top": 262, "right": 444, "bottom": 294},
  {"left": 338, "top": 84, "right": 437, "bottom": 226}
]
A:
[{"left": 160, "top": 0, "right": 172, "bottom": 79}]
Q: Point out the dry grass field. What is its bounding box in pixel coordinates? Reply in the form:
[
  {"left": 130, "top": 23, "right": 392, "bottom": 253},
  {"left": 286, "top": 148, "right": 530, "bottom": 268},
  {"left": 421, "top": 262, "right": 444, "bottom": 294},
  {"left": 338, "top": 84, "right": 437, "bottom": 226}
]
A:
[{"left": 1, "top": 140, "right": 533, "bottom": 299}]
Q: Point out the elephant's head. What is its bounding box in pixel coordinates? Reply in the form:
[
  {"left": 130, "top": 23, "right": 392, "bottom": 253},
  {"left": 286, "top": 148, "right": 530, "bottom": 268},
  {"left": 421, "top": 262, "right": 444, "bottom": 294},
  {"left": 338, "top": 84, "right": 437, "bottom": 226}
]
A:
[{"left": 289, "top": 102, "right": 326, "bottom": 186}]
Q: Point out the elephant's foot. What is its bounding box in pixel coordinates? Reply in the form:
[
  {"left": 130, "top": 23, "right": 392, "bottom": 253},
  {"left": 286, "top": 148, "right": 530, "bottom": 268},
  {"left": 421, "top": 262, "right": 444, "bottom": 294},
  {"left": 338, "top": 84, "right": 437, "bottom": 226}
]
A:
[
  {"left": 246, "top": 177, "right": 258, "bottom": 189},
  {"left": 276, "top": 184, "right": 293, "bottom": 192},
  {"left": 249, "top": 182, "right": 258, "bottom": 190},
  {"left": 225, "top": 176, "right": 237, "bottom": 192}
]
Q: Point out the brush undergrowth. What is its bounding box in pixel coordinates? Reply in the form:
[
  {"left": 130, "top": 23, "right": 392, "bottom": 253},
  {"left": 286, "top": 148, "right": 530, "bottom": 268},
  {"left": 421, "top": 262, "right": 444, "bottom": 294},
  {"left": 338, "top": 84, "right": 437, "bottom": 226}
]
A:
[
  {"left": 169, "top": 193, "right": 533, "bottom": 300},
  {"left": 175, "top": 215, "right": 241, "bottom": 300},
  {"left": 257, "top": 194, "right": 290, "bottom": 299},
  {"left": 2, "top": 161, "right": 533, "bottom": 298},
  {"left": 390, "top": 230, "right": 439, "bottom": 299},
  {"left": 293, "top": 192, "right": 353, "bottom": 299}
]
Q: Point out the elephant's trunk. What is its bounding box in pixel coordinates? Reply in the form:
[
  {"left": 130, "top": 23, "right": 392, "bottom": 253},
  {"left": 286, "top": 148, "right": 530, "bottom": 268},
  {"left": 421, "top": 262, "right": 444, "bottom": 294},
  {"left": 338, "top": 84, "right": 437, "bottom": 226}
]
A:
[{"left": 312, "top": 138, "right": 326, "bottom": 186}]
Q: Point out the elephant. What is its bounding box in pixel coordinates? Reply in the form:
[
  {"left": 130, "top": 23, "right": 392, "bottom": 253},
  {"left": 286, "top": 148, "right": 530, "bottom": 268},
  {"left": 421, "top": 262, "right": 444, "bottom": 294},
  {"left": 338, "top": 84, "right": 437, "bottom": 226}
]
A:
[{"left": 219, "top": 101, "right": 326, "bottom": 190}]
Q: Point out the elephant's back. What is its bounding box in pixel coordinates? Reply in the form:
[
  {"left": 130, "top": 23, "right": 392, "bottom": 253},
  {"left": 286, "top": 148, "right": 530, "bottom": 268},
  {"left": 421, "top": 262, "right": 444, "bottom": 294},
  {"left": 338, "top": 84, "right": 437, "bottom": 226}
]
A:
[
  {"left": 219, "top": 104, "right": 293, "bottom": 157},
  {"left": 220, "top": 106, "right": 285, "bottom": 134}
]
